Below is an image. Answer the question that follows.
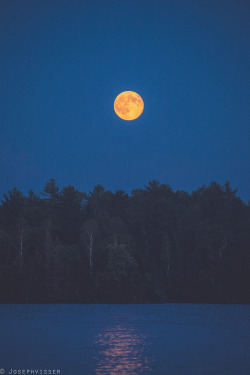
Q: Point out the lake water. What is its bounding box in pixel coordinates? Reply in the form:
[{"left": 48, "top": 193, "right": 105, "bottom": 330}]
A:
[{"left": 0, "top": 304, "right": 250, "bottom": 375}]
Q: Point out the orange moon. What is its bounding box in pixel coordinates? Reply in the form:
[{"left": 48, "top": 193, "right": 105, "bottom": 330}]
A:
[{"left": 114, "top": 91, "right": 144, "bottom": 121}]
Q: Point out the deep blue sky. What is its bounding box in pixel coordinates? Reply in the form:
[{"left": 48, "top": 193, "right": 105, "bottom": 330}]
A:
[{"left": 1, "top": 0, "right": 249, "bottom": 201}]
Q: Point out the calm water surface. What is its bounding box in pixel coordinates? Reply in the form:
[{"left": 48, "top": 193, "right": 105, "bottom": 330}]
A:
[{"left": 0, "top": 303, "right": 250, "bottom": 375}]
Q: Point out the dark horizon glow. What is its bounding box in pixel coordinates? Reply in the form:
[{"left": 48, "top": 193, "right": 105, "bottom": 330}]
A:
[{"left": 1, "top": 0, "right": 249, "bottom": 202}]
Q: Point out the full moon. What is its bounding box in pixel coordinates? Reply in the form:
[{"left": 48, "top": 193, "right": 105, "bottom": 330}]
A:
[{"left": 114, "top": 91, "right": 144, "bottom": 121}]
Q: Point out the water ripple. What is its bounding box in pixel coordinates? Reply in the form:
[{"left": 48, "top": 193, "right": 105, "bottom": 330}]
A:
[{"left": 94, "top": 325, "right": 152, "bottom": 374}]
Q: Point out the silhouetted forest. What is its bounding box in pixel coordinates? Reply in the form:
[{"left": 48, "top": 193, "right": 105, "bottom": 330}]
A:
[{"left": 0, "top": 179, "right": 249, "bottom": 304}]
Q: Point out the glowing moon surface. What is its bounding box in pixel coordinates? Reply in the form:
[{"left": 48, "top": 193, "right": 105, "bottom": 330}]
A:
[{"left": 114, "top": 91, "right": 144, "bottom": 121}]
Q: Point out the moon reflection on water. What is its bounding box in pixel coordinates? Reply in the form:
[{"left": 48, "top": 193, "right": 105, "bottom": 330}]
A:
[{"left": 94, "top": 326, "right": 152, "bottom": 374}]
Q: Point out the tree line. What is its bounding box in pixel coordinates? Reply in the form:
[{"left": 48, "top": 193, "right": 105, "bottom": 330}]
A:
[{"left": 0, "top": 178, "right": 249, "bottom": 304}]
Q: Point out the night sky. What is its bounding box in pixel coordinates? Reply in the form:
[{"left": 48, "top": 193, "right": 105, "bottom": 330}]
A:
[{"left": 1, "top": 0, "right": 249, "bottom": 201}]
